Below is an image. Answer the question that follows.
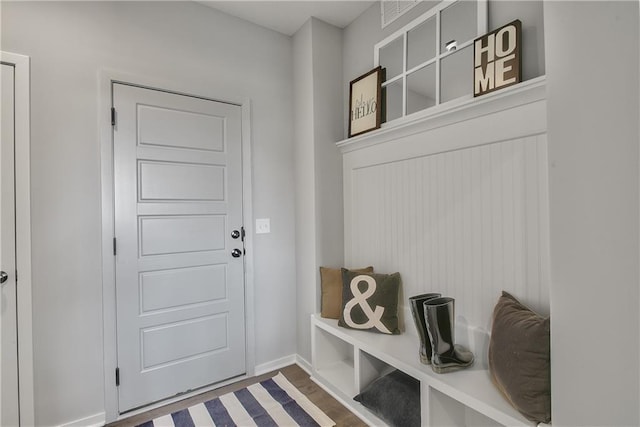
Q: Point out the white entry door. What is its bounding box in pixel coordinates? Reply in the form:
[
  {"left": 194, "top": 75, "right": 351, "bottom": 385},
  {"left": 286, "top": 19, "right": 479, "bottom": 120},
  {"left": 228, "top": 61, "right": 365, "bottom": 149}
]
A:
[
  {"left": 113, "top": 83, "right": 246, "bottom": 412},
  {"left": 1, "top": 63, "right": 20, "bottom": 426}
]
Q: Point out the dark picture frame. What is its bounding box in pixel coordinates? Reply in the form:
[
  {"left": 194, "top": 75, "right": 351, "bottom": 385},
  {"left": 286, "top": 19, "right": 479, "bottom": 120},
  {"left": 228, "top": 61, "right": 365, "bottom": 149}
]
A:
[{"left": 348, "top": 66, "right": 383, "bottom": 138}]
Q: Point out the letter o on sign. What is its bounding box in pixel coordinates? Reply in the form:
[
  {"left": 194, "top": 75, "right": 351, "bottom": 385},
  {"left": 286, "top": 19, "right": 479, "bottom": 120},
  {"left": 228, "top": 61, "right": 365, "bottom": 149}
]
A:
[{"left": 496, "top": 24, "right": 517, "bottom": 57}]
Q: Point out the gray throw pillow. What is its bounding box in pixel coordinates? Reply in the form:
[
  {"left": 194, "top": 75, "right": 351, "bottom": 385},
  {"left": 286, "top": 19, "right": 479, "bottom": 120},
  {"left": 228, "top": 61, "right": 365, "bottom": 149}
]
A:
[
  {"left": 353, "top": 369, "right": 420, "bottom": 427},
  {"left": 488, "top": 291, "right": 551, "bottom": 424},
  {"left": 338, "top": 269, "right": 400, "bottom": 334}
]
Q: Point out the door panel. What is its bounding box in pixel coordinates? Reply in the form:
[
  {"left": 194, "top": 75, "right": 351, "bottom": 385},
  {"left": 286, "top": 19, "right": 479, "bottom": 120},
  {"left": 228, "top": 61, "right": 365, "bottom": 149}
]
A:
[
  {"left": 138, "top": 161, "right": 225, "bottom": 201},
  {"left": 138, "top": 104, "right": 225, "bottom": 152},
  {"left": 140, "top": 265, "right": 227, "bottom": 313},
  {"left": 1, "top": 62, "right": 19, "bottom": 426},
  {"left": 139, "top": 215, "right": 226, "bottom": 256},
  {"left": 141, "top": 314, "right": 228, "bottom": 369},
  {"left": 113, "top": 83, "right": 245, "bottom": 412}
]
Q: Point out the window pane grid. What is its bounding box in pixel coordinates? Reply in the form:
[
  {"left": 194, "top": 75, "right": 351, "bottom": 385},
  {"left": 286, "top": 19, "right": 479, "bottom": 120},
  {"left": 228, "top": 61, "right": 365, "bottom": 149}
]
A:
[
  {"left": 374, "top": 0, "right": 486, "bottom": 124},
  {"left": 406, "top": 57, "right": 437, "bottom": 77},
  {"left": 382, "top": 74, "right": 404, "bottom": 87}
]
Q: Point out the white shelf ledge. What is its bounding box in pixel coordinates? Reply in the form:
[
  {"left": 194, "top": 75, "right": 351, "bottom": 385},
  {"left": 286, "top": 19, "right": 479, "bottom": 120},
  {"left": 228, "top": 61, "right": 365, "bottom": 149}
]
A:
[{"left": 337, "top": 76, "right": 546, "bottom": 154}]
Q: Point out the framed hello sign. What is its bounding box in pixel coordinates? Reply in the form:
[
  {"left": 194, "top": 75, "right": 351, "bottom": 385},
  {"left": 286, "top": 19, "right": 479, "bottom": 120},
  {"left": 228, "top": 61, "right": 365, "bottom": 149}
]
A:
[
  {"left": 348, "top": 66, "right": 383, "bottom": 138},
  {"left": 474, "top": 20, "right": 522, "bottom": 97}
]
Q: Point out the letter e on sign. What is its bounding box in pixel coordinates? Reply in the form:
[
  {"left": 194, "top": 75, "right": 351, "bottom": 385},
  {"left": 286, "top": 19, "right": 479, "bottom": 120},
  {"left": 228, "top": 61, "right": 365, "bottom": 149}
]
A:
[{"left": 473, "top": 20, "right": 521, "bottom": 97}]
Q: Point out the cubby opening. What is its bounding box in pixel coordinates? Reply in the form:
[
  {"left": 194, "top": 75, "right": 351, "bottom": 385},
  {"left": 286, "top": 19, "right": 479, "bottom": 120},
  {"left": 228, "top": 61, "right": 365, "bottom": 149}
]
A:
[
  {"left": 357, "top": 350, "right": 397, "bottom": 392},
  {"left": 311, "top": 314, "right": 534, "bottom": 426},
  {"left": 429, "top": 387, "right": 501, "bottom": 427},
  {"left": 313, "top": 326, "right": 356, "bottom": 396}
]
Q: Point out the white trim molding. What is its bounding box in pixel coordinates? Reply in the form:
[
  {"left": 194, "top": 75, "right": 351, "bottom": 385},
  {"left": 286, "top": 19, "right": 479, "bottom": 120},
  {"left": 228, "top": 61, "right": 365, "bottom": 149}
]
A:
[
  {"left": 99, "top": 69, "right": 255, "bottom": 422},
  {"left": 57, "top": 412, "right": 106, "bottom": 427},
  {"left": 295, "top": 355, "right": 312, "bottom": 375},
  {"left": 1, "top": 51, "right": 34, "bottom": 427},
  {"left": 254, "top": 355, "right": 298, "bottom": 376},
  {"left": 241, "top": 100, "right": 256, "bottom": 379},
  {"left": 338, "top": 76, "right": 546, "bottom": 154}
]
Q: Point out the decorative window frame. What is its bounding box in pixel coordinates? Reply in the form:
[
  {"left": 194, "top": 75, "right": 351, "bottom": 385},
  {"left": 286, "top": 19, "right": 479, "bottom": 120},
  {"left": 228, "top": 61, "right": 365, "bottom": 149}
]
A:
[{"left": 374, "top": 0, "right": 488, "bottom": 121}]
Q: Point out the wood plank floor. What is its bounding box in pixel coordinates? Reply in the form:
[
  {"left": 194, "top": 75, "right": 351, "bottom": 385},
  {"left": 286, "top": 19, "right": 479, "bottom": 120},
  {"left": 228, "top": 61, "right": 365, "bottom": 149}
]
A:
[{"left": 106, "top": 364, "right": 368, "bottom": 427}]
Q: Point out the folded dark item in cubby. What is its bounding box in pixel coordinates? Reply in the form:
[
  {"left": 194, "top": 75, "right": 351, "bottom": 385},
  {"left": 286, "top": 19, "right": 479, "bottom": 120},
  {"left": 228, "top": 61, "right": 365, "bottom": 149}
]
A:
[
  {"left": 320, "top": 266, "right": 374, "bottom": 319},
  {"left": 489, "top": 291, "right": 551, "bottom": 424},
  {"left": 339, "top": 269, "right": 400, "bottom": 334},
  {"left": 354, "top": 369, "right": 420, "bottom": 427}
]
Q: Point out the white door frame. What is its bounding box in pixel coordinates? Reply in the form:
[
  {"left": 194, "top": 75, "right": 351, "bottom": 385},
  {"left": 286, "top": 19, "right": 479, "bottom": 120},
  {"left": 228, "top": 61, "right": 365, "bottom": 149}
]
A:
[
  {"left": 99, "top": 71, "right": 255, "bottom": 422},
  {"left": 0, "top": 51, "right": 34, "bottom": 427}
]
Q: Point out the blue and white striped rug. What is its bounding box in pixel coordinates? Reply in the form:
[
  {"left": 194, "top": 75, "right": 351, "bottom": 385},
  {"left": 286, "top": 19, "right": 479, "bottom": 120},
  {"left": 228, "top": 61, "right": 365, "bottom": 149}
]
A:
[{"left": 138, "top": 373, "right": 335, "bottom": 427}]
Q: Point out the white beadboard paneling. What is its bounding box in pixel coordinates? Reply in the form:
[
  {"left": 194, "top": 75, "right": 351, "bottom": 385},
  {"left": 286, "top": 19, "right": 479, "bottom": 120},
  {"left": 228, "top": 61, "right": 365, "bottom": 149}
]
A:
[{"left": 347, "top": 135, "right": 550, "bottom": 331}]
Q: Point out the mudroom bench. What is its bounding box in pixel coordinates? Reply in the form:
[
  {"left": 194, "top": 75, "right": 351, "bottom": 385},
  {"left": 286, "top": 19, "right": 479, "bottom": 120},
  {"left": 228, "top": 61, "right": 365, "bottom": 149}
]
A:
[{"left": 310, "top": 314, "right": 533, "bottom": 427}]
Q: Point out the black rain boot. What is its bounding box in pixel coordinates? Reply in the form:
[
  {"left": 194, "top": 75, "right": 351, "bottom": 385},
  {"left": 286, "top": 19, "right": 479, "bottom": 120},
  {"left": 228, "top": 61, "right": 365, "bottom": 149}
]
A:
[
  {"left": 409, "top": 293, "right": 441, "bottom": 364},
  {"left": 424, "top": 297, "right": 474, "bottom": 374}
]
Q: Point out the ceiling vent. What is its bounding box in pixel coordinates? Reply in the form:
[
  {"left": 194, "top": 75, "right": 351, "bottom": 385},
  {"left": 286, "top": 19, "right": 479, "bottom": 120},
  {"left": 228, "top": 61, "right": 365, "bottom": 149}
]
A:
[{"left": 381, "top": 0, "right": 421, "bottom": 28}]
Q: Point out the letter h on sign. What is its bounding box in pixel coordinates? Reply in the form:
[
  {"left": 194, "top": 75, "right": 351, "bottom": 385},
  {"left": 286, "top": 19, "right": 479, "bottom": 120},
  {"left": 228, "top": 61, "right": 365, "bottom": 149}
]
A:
[{"left": 473, "top": 20, "right": 521, "bottom": 97}]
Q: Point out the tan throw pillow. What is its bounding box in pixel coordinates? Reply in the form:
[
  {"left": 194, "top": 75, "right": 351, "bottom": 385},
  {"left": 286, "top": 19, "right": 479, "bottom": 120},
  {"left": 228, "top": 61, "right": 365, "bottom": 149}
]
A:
[
  {"left": 489, "top": 291, "right": 551, "bottom": 424},
  {"left": 320, "top": 266, "right": 373, "bottom": 319}
]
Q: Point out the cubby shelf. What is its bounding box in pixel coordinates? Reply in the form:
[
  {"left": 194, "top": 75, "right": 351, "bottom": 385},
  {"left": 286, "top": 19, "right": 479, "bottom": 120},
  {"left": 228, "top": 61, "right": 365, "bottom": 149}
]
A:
[{"left": 310, "top": 314, "right": 533, "bottom": 427}]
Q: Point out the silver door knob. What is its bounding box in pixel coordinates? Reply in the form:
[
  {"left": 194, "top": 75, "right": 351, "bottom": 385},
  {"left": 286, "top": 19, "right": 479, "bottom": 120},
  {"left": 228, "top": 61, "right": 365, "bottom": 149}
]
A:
[
  {"left": 0, "top": 271, "right": 8, "bottom": 284},
  {"left": 231, "top": 249, "right": 242, "bottom": 258}
]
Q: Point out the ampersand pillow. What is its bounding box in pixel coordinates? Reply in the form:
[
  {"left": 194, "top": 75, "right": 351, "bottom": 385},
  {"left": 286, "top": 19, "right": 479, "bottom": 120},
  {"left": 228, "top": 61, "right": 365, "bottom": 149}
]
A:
[{"left": 338, "top": 268, "right": 401, "bottom": 335}]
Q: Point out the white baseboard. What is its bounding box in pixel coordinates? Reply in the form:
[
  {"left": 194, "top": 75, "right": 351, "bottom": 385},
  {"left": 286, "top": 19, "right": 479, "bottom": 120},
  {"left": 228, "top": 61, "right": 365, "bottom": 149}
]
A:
[
  {"left": 254, "top": 353, "right": 311, "bottom": 377},
  {"left": 255, "top": 354, "right": 297, "bottom": 376},
  {"left": 58, "top": 412, "right": 105, "bottom": 427},
  {"left": 295, "top": 354, "right": 312, "bottom": 374}
]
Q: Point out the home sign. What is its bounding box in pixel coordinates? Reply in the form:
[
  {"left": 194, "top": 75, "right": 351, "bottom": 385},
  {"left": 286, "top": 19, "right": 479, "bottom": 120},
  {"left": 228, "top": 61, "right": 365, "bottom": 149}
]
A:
[
  {"left": 349, "top": 66, "right": 383, "bottom": 137},
  {"left": 474, "top": 20, "right": 521, "bottom": 97}
]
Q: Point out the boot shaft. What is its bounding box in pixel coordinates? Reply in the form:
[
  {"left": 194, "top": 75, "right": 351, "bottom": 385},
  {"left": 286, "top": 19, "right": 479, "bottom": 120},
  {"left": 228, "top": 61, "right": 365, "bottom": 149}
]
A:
[
  {"left": 409, "top": 293, "right": 441, "bottom": 327},
  {"left": 424, "top": 297, "right": 455, "bottom": 354},
  {"left": 409, "top": 293, "right": 441, "bottom": 364}
]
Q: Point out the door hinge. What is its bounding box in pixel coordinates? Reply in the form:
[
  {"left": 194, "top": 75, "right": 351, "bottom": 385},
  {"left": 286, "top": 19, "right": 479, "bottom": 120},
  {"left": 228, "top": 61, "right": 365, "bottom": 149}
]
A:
[
  {"left": 111, "top": 107, "right": 116, "bottom": 126},
  {"left": 115, "top": 367, "right": 120, "bottom": 386},
  {"left": 113, "top": 237, "right": 117, "bottom": 256}
]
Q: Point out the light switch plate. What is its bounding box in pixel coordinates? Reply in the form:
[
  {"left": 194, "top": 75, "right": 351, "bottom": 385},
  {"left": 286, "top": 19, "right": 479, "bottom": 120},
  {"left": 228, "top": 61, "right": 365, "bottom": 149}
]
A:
[{"left": 256, "top": 218, "right": 270, "bottom": 234}]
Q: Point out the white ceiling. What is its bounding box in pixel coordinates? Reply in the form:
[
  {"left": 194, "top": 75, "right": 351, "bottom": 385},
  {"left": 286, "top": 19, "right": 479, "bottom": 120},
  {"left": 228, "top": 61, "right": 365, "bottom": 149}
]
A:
[{"left": 199, "top": 1, "right": 376, "bottom": 36}]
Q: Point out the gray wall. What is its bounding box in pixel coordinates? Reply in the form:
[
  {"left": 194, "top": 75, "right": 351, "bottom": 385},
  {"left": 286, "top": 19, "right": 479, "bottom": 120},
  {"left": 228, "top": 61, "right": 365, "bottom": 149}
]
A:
[
  {"left": 293, "top": 18, "right": 344, "bottom": 364},
  {"left": 1, "top": 2, "right": 296, "bottom": 425},
  {"left": 545, "top": 2, "right": 639, "bottom": 425},
  {"left": 343, "top": 0, "right": 545, "bottom": 138},
  {"left": 7, "top": 0, "right": 640, "bottom": 425}
]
